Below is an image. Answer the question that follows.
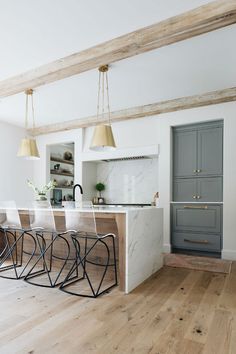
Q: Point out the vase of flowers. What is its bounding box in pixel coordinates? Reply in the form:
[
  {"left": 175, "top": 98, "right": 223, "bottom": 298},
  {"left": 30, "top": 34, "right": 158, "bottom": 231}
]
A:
[{"left": 27, "top": 180, "right": 56, "bottom": 201}]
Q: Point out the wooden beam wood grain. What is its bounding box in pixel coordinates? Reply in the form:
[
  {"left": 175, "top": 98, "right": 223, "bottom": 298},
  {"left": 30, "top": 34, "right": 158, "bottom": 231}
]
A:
[
  {"left": 1, "top": 0, "right": 236, "bottom": 97},
  {"left": 29, "top": 87, "right": 236, "bottom": 136}
]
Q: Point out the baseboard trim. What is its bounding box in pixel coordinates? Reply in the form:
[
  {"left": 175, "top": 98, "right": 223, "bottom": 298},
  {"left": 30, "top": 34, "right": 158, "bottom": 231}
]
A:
[
  {"left": 222, "top": 249, "right": 236, "bottom": 261},
  {"left": 163, "top": 243, "right": 171, "bottom": 253}
]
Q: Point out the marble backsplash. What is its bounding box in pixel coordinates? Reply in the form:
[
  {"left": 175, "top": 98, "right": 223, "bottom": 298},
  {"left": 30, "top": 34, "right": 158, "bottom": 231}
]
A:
[{"left": 96, "top": 158, "right": 158, "bottom": 204}]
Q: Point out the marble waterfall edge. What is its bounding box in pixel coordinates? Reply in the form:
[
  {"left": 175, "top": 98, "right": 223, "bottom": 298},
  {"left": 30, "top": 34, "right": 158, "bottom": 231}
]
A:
[{"left": 126, "top": 207, "right": 163, "bottom": 293}]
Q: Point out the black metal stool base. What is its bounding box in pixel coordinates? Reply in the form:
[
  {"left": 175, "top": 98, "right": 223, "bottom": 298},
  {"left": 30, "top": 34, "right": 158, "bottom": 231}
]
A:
[
  {"left": 59, "top": 234, "right": 118, "bottom": 298},
  {"left": 24, "top": 232, "right": 77, "bottom": 288},
  {"left": 0, "top": 229, "right": 39, "bottom": 280}
]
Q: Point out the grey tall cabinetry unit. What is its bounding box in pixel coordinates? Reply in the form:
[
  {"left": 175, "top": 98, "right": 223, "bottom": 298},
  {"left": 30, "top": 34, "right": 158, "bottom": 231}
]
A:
[{"left": 172, "top": 121, "right": 223, "bottom": 257}]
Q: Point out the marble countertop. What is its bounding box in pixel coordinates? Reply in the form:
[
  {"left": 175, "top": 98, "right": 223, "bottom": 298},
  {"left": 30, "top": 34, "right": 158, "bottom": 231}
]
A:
[
  {"left": 89, "top": 205, "right": 158, "bottom": 213},
  {"left": 58, "top": 205, "right": 158, "bottom": 213},
  {"left": 17, "top": 205, "right": 159, "bottom": 214}
]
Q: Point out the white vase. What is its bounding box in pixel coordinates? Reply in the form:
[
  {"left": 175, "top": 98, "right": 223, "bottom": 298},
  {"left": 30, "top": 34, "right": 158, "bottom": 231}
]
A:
[{"left": 36, "top": 194, "right": 47, "bottom": 201}]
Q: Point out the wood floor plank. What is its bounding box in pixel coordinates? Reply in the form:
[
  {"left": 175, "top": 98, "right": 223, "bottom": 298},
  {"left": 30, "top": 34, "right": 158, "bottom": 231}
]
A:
[
  {"left": 185, "top": 273, "right": 226, "bottom": 344},
  {"left": 173, "top": 338, "right": 204, "bottom": 354},
  {"left": 0, "top": 265, "right": 236, "bottom": 354},
  {"left": 229, "top": 310, "right": 236, "bottom": 354},
  {"left": 202, "top": 309, "right": 232, "bottom": 354},
  {"left": 218, "top": 262, "right": 236, "bottom": 311},
  {"left": 101, "top": 271, "right": 202, "bottom": 354},
  {"left": 148, "top": 272, "right": 213, "bottom": 354},
  {"left": 65, "top": 268, "right": 190, "bottom": 354}
]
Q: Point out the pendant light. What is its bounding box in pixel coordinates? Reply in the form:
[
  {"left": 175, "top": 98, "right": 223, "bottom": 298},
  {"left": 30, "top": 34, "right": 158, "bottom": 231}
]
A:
[
  {"left": 17, "top": 89, "right": 40, "bottom": 160},
  {"left": 90, "top": 65, "right": 116, "bottom": 151}
]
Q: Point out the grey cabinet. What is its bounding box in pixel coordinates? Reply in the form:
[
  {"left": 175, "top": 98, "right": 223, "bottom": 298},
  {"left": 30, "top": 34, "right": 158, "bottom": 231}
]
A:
[
  {"left": 173, "top": 122, "right": 223, "bottom": 178},
  {"left": 173, "top": 177, "right": 222, "bottom": 202},
  {"left": 173, "top": 178, "right": 196, "bottom": 202},
  {"left": 197, "top": 177, "right": 222, "bottom": 202},
  {"left": 173, "top": 130, "right": 197, "bottom": 178},
  {"left": 197, "top": 127, "right": 223, "bottom": 176},
  {"left": 172, "top": 204, "right": 222, "bottom": 234},
  {"left": 172, "top": 120, "right": 223, "bottom": 257},
  {"left": 172, "top": 232, "right": 221, "bottom": 253}
]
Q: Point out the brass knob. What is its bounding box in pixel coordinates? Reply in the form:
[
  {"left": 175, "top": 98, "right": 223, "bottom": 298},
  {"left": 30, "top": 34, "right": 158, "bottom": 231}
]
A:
[
  {"left": 193, "top": 169, "right": 197, "bottom": 173},
  {"left": 197, "top": 169, "right": 201, "bottom": 173},
  {"left": 197, "top": 195, "right": 201, "bottom": 199},
  {"left": 193, "top": 195, "right": 196, "bottom": 199}
]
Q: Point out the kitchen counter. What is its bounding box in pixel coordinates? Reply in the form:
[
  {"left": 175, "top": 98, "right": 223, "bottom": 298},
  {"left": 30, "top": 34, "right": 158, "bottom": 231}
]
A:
[
  {"left": 19, "top": 205, "right": 163, "bottom": 294},
  {"left": 56, "top": 204, "right": 155, "bottom": 213}
]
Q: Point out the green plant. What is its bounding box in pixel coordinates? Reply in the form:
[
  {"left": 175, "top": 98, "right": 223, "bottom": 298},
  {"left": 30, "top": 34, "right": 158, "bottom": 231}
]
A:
[{"left": 95, "top": 182, "right": 105, "bottom": 197}]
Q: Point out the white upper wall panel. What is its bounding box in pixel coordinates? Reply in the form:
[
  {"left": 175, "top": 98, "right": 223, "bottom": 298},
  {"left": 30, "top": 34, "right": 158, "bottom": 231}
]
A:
[{"left": 0, "top": 0, "right": 235, "bottom": 127}]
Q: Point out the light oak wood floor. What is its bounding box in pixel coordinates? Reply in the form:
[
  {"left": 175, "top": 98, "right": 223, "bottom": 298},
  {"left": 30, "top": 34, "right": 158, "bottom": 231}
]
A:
[{"left": 0, "top": 263, "right": 236, "bottom": 354}]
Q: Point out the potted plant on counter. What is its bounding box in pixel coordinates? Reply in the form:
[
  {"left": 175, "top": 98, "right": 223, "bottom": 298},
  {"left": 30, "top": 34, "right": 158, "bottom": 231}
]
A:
[{"left": 95, "top": 182, "right": 105, "bottom": 204}]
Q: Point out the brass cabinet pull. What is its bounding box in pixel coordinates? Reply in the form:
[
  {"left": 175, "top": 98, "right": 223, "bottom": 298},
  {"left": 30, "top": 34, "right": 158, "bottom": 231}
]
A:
[
  {"left": 193, "top": 169, "right": 197, "bottom": 173},
  {"left": 183, "top": 205, "right": 208, "bottom": 209},
  {"left": 196, "top": 195, "right": 201, "bottom": 199},
  {"left": 197, "top": 169, "right": 201, "bottom": 173},
  {"left": 192, "top": 195, "right": 196, "bottom": 199},
  {"left": 184, "top": 238, "right": 209, "bottom": 245}
]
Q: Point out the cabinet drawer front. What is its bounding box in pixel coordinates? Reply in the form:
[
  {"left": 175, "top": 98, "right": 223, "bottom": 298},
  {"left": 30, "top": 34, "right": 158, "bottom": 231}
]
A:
[
  {"left": 172, "top": 232, "right": 221, "bottom": 252},
  {"left": 172, "top": 205, "right": 222, "bottom": 233}
]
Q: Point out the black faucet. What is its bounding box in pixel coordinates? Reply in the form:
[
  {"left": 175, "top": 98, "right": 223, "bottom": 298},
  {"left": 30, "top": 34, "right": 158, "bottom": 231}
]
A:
[{"left": 73, "top": 184, "right": 83, "bottom": 201}]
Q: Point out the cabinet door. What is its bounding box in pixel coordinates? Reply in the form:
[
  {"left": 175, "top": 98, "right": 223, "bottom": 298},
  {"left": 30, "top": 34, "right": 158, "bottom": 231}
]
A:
[
  {"left": 173, "top": 130, "right": 197, "bottom": 178},
  {"left": 196, "top": 177, "right": 223, "bottom": 202},
  {"left": 197, "top": 127, "right": 223, "bottom": 176},
  {"left": 172, "top": 204, "right": 222, "bottom": 233},
  {"left": 173, "top": 178, "right": 197, "bottom": 202}
]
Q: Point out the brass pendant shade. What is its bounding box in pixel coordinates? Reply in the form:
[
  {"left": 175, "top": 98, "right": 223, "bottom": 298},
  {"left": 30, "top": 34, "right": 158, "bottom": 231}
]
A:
[
  {"left": 90, "top": 65, "right": 116, "bottom": 151},
  {"left": 90, "top": 124, "right": 116, "bottom": 151},
  {"left": 17, "top": 138, "right": 40, "bottom": 160},
  {"left": 18, "top": 89, "right": 40, "bottom": 159}
]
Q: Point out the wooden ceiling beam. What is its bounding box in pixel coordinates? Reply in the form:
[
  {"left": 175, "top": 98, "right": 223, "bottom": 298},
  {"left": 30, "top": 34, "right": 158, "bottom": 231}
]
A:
[
  {"left": 29, "top": 86, "right": 236, "bottom": 136},
  {"left": 0, "top": 0, "right": 236, "bottom": 97}
]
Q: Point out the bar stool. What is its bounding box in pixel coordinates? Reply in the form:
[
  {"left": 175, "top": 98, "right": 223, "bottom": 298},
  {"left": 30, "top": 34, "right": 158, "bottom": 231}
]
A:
[
  {"left": 24, "top": 201, "right": 74, "bottom": 288},
  {"left": 0, "top": 201, "right": 38, "bottom": 279},
  {"left": 59, "top": 201, "right": 118, "bottom": 298}
]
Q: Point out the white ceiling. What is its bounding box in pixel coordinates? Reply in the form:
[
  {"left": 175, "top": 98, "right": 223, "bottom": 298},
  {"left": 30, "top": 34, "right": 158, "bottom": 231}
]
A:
[{"left": 0, "top": 0, "right": 235, "bottom": 127}]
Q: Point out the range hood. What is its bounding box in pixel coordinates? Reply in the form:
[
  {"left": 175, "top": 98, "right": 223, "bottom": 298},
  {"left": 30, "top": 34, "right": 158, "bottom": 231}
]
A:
[{"left": 81, "top": 145, "right": 159, "bottom": 162}]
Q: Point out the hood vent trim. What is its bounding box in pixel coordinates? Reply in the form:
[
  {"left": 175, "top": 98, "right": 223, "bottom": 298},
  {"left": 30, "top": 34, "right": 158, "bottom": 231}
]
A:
[{"left": 102, "top": 156, "right": 151, "bottom": 162}]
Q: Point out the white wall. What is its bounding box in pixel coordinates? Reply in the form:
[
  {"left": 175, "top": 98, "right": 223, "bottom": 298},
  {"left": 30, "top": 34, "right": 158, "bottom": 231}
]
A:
[
  {"left": 0, "top": 121, "right": 33, "bottom": 204},
  {"left": 34, "top": 101, "right": 236, "bottom": 259}
]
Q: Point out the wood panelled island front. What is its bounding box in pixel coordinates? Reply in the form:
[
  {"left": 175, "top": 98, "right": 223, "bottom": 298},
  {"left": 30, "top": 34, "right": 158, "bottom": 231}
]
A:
[{"left": 19, "top": 206, "right": 163, "bottom": 294}]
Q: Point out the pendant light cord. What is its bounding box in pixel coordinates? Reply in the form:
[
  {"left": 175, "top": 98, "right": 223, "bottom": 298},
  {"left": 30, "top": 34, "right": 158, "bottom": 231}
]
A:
[
  {"left": 102, "top": 71, "right": 105, "bottom": 119},
  {"left": 25, "top": 93, "right": 29, "bottom": 130},
  {"left": 31, "top": 93, "right": 36, "bottom": 129},
  {"left": 105, "top": 71, "right": 111, "bottom": 125},
  {"left": 96, "top": 71, "right": 101, "bottom": 120},
  {"left": 96, "top": 66, "right": 111, "bottom": 125},
  {"left": 25, "top": 90, "right": 36, "bottom": 130}
]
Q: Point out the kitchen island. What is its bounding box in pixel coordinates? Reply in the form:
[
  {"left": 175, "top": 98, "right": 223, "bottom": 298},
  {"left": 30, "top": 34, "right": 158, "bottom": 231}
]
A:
[
  {"left": 19, "top": 206, "right": 163, "bottom": 294},
  {"left": 90, "top": 206, "right": 163, "bottom": 293}
]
